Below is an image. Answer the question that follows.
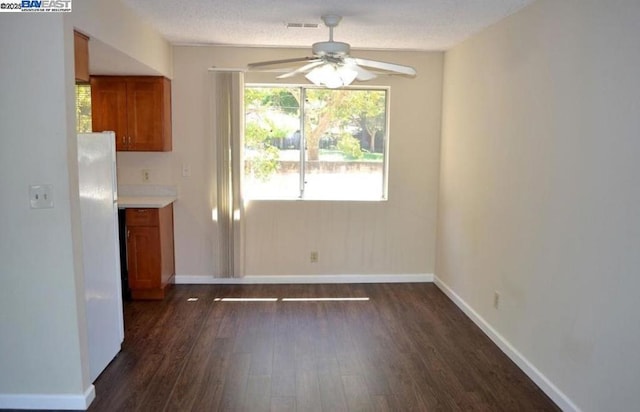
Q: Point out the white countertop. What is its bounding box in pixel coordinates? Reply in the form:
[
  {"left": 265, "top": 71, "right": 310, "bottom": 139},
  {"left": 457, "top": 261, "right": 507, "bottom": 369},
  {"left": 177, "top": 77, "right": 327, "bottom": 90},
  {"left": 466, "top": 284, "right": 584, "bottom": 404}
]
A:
[
  {"left": 117, "top": 184, "right": 177, "bottom": 208},
  {"left": 118, "top": 196, "right": 176, "bottom": 209}
]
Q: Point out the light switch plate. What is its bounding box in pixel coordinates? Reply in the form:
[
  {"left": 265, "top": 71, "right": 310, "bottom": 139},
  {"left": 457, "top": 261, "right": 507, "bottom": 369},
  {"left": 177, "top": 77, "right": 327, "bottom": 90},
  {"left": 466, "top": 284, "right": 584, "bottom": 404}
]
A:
[{"left": 29, "top": 184, "right": 54, "bottom": 209}]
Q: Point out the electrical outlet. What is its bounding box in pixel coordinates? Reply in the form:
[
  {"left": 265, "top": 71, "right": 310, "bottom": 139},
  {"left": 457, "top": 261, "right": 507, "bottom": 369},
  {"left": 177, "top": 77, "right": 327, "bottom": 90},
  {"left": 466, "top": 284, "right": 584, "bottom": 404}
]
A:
[
  {"left": 310, "top": 251, "right": 318, "bottom": 263},
  {"left": 142, "top": 169, "right": 151, "bottom": 183},
  {"left": 493, "top": 291, "right": 501, "bottom": 309}
]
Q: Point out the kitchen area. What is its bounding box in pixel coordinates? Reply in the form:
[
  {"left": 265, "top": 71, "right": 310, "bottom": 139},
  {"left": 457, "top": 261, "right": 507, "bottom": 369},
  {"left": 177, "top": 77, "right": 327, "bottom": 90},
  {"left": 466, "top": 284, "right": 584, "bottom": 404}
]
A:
[{"left": 75, "top": 30, "right": 177, "bottom": 382}]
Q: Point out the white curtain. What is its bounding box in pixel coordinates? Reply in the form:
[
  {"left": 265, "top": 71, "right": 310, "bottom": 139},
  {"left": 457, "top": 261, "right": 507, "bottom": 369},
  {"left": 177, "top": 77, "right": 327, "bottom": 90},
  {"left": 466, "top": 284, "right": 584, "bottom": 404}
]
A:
[{"left": 210, "top": 70, "right": 244, "bottom": 277}]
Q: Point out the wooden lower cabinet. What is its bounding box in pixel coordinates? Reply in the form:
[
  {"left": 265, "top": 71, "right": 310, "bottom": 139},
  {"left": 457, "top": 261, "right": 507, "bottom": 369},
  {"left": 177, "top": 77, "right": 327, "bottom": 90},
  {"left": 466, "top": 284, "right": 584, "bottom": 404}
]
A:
[{"left": 125, "top": 204, "right": 175, "bottom": 299}]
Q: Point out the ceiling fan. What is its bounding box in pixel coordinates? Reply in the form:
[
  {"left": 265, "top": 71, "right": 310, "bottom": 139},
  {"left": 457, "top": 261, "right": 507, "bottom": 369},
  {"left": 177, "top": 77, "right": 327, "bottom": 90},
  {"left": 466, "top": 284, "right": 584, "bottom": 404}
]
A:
[{"left": 247, "top": 15, "right": 417, "bottom": 88}]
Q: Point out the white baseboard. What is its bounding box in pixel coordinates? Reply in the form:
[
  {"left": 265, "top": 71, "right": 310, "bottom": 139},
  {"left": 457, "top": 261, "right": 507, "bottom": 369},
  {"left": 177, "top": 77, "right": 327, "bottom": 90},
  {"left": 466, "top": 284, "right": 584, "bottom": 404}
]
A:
[
  {"left": 0, "top": 385, "right": 95, "bottom": 410},
  {"left": 433, "top": 276, "right": 580, "bottom": 412},
  {"left": 175, "top": 273, "right": 433, "bottom": 285}
]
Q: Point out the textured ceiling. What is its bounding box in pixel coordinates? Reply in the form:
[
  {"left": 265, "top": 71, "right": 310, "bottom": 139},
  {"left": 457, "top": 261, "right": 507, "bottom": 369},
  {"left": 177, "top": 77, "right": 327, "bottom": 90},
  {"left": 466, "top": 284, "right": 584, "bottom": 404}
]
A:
[{"left": 120, "top": 0, "right": 534, "bottom": 51}]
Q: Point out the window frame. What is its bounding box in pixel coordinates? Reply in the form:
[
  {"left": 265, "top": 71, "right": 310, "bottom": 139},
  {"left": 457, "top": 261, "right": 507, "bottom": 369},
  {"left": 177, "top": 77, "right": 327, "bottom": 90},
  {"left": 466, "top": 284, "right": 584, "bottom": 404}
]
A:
[{"left": 243, "top": 83, "right": 391, "bottom": 202}]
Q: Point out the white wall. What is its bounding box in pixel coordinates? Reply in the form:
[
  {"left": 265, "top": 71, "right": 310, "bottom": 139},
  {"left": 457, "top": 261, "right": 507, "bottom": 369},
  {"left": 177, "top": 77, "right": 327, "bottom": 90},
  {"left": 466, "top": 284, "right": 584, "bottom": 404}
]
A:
[
  {"left": 68, "top": 0, "right": 172, "bottom": 77},
  {"left": 437, "top": 1, "right": 640, "bottom": 410},
  {"left": 0, "top": 14, "right": 91, "bottom": 407},
  {"left": 116, "top": 46, "right": 443, "bottom": 279}
]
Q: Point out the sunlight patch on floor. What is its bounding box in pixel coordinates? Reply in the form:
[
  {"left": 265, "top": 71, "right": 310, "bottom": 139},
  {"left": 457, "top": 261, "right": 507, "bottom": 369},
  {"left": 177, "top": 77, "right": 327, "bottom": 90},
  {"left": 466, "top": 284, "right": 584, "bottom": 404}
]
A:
[
  {"left": 212, "top": 297, "right": 370, "bottom": 302},
  {"left": 282, "top": 297, "right": 370, "bottom": 302},
  {"left": 214, "top": 297, "right": 278, "bottom": 302}
]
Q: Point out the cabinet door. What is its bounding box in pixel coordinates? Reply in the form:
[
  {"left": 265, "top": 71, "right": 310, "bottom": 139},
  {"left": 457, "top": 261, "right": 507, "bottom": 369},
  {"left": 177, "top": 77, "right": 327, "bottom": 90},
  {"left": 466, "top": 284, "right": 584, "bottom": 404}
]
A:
[
  {"left": 90, "top": 77, "right": 128, "bottom": 151},
  {"left": 127, "top": 226, "right": 161, "bottom": 290},
  {"left": 126, "top": 78, "right": 164, "bottom": 151},
  {"left": 74, "top": 31, "right": 89, "bottom": 83}
]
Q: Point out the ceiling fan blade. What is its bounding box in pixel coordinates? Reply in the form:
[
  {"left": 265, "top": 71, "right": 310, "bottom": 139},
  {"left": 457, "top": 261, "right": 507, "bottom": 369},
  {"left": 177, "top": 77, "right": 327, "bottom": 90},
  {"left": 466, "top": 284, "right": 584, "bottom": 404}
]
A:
[
  {"left": 248, "top": 57, "right": 319, "bottom": 70},
  {"left": 277, "top": 60, "right": 325, "bottom": 79},
  {"left": 352, "top": 58, "right": 417, "bottom": 77}
]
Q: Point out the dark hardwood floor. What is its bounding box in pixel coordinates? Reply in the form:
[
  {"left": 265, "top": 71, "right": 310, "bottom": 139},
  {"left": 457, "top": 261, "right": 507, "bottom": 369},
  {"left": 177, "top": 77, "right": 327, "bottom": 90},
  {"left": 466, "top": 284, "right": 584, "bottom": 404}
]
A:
[{"left": 86, "top": 283, "right": 557, "bottom": 411}]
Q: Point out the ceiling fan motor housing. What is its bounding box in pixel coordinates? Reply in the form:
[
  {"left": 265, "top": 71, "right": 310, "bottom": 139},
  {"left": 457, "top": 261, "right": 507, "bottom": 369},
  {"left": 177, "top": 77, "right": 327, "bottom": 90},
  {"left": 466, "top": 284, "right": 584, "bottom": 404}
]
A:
[{"left": 312, "top": 41, "right": 350, "bottom": 57}]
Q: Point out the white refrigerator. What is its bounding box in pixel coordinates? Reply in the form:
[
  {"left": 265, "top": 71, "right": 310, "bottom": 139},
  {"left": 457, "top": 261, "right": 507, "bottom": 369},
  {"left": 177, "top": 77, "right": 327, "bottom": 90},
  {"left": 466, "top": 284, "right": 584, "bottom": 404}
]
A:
[{"left": 77, "top": 131, "right": 124, "bottom": 382}]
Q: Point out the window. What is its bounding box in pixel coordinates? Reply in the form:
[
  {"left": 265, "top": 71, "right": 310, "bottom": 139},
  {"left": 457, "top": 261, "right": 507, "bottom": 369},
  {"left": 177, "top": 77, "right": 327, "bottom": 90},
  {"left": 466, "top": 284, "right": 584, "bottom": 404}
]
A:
[
  {"left": 243, "top": 86, "right": 389, "bottom": 201},
  {"left": 76, "top": 84, "right": 92, "bottom": 133}
]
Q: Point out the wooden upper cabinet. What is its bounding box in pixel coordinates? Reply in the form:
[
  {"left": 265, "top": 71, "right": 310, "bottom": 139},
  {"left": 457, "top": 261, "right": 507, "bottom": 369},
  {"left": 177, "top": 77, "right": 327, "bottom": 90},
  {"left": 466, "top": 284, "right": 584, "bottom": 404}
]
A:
[
  {"left": 90, "top": 76, "right": 172, "bottom": 152},
  {"left": 74, "top": 31, "right": 89, "bottom": 83},
  {"left": 91, "top": 78, "right": 128, "bottom": 150}
]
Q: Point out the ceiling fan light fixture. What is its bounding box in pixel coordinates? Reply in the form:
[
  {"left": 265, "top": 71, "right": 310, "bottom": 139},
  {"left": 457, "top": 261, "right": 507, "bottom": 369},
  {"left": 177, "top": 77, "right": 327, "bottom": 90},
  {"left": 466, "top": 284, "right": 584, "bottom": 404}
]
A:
[
  {"left": 305, "top": 64, "right": 357, "bottom": 89},
  {"left": 337, "top": 65, "right": 358, "bottom": 85}
]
